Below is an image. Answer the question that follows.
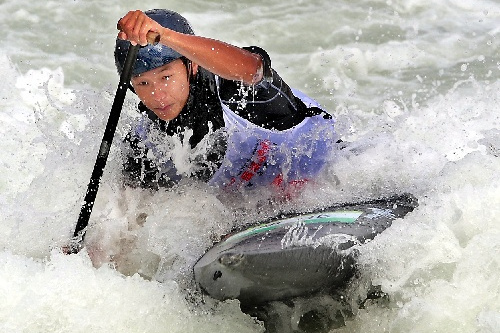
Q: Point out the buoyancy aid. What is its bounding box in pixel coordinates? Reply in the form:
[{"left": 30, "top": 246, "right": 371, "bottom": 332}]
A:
[{"left": 209, "top": 89, "right": 337, "bottom": 191}]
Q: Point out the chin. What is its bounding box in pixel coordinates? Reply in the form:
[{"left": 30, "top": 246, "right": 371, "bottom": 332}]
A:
[
  {"left": 155, "top": 110, "right": 180, "bottom": 121},
  {"left": 157, "top": 115, "right": 173, "bottom": 121}
]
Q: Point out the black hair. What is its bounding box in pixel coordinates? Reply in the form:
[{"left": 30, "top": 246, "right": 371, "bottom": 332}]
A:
[{"left": 180, "top": 56, "right": 194, "bottom": 81}]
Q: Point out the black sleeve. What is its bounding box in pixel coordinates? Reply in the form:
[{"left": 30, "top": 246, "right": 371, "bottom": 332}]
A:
[
  {"left": 217, "top": 46, "right": 313, "bottom": 131},
  {"left": 121, "top": 132, "right": 181, "bottom": 190}
]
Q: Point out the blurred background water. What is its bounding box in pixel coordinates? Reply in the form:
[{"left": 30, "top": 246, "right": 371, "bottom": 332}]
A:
[{"left": 0, "top": 0, "right": 499, "bottom": 332}]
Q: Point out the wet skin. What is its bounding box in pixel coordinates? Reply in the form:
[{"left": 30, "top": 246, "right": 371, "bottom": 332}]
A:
[{"left": 131, "top": 59, "right": 198, "bottom": 121}]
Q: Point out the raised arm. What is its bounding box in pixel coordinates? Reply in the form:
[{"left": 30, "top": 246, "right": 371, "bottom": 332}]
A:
[{"left": 117, "top": 10, "right": 263, "bottom": 85}]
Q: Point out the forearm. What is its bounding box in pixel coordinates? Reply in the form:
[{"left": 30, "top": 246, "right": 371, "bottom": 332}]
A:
[
  {"left": 118, "top": 10, "right": 263, "bottom": 85},
  {"left": 159, "top": 28, "right": 263, "bottom": 85}
]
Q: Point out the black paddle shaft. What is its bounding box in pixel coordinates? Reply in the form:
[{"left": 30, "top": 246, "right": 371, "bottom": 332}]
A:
[{"left": 71, "top": 44, "right": 140, "bottom": 252}]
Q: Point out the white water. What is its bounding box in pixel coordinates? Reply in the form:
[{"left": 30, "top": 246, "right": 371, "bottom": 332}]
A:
[{"left": 1, "top": 0, "right": 499, "bottom": 332}]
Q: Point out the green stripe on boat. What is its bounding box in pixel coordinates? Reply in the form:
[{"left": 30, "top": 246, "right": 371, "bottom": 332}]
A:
[
  {"left": 304, "top": 211, "right": 362, "bottom": 224},
  {"left": 226, "top": 211, "right": 363, "bottom": 242}
]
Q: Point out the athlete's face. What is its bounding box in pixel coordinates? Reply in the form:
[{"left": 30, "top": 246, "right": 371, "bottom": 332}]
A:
[{"left": 131, "top": 59, "right": 198, "bottom": 121}]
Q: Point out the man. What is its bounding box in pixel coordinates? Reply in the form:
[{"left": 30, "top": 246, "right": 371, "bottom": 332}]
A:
[{"left": 116, "top": 9, "right": 337, "bottom": 195}]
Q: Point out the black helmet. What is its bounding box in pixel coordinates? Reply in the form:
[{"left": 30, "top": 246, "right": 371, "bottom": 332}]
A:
[{"left": 114, "top": 9, "right": 194, "bottom": 76}]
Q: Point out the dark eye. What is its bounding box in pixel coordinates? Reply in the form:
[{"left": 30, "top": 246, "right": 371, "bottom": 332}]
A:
[
  {"left": 163, "top": 75, "right": 171, "bottom": 81},
  {"left": 136, "top": 81, "right": 148, "bottom": 86}
]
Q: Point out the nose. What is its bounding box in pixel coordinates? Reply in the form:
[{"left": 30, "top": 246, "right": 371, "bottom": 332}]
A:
[{"left": 151, "top": 82, "right": 169, "bottom": 103}]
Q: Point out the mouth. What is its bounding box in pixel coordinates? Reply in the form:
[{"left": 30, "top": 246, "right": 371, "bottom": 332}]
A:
[
  {"left": 155, "top": 104, "right": 173, "bottom": 112},
  {"left": 153, "top": 104, "right": 177, "bottom": 121}
]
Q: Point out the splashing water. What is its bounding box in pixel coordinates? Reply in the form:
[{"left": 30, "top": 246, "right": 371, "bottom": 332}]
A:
[{"left": 0, "top": 0, "right": 499, "bottom": 332}]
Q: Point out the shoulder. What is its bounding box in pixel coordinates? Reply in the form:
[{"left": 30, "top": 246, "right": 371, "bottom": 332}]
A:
[
  {"left": 242, "top": 46, "right": 272, "bottom": 80},
  {"left": 242, "top": 46, "right": 273, "bottom": 83}
]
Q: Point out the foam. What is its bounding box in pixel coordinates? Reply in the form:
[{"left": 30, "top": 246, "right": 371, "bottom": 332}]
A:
[
  {"left": 0, "top": 0, "right": 498, "bottom": 331},
  {"left": 0, "top": 250, "right": 262, "bottom": 333}
]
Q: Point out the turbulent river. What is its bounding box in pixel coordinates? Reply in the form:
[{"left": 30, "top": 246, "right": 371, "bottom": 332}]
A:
[{"left": 0, "top": 0, "right": 498, "bottom": 332}]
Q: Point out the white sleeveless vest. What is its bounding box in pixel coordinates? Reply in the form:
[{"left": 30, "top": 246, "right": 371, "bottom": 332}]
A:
[{"left": 209, "top": 89, "right": 337, "bottom": 191}]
